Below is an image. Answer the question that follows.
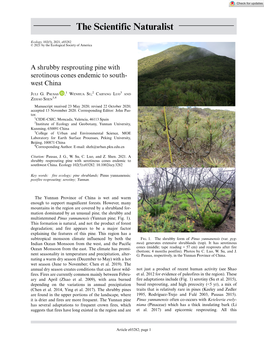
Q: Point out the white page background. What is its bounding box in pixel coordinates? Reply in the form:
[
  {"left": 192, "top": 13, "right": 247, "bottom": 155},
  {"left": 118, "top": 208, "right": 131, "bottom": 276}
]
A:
[{"left": 1, "top": 1, "right": 263, "bottom": 351}]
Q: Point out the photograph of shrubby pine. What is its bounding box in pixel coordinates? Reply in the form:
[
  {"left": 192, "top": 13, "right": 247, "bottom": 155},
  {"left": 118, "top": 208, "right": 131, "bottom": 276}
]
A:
[
  {"left": 138, "top": 42, "right": 235, "bottom": 106},
  {"left": 138, "top": 106, "right": 235, "bottom": 168},
  {"left": 138, "top": 168, "right": 235, "bottom": 233}
]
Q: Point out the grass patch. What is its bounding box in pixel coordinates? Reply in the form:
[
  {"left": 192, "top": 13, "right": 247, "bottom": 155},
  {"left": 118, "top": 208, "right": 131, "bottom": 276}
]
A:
[
  {"left": 138, "top": 106, "right": 235, "bottom": 168},
  {"left": 179, "top": 215, "right": 187, "bottom": 221},
  {"left": 138, "top": 188, "right": 234, "bottom": 232},
  {"left": 179, "top": 202, "right": 189, "bottom": 210},
  {"left": 202, "top": 213, "right": 223, "bottom": 230}
]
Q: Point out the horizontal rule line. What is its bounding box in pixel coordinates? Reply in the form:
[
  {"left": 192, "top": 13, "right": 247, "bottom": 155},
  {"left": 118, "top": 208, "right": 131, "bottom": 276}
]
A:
[
  {"left": 33, "top": 25, "right": 71, "bottom": 27},
  {"left": 31, "top": 320, "right": 237, "bottom": 324},
  {"left": 179, "top": 25, "right": 234, "bottom": 26}
]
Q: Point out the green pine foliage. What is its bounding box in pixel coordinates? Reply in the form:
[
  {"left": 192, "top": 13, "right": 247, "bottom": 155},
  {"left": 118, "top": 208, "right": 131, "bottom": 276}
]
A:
[
  {"left": 138, "top": 189, "right": 234, "bottom": 233},
  {"left": 138, "top": 107, "right": 235, "bottom": 168},
  {"left": 138, "top": 45, "right": 235, "bottom": 106}
]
